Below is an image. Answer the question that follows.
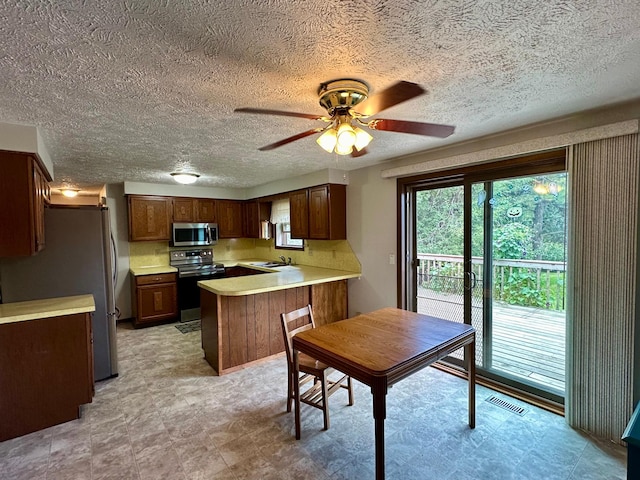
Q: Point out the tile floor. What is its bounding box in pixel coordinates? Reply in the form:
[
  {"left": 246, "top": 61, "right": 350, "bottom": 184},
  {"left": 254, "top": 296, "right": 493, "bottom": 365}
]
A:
[{"left": 0, "top": 320, "right": 627, "bottom": 479}]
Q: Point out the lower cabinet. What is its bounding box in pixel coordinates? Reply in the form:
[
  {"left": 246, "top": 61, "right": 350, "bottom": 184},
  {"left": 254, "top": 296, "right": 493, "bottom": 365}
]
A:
[
  {"left": 200, "top": 280, "right": 347, "bottom": 375},
  {"left": 0, "top": 313, "right": 94, "bottom": 442},
  {"left": 132, "top": 273, "right": 178, "bottom": 327}
]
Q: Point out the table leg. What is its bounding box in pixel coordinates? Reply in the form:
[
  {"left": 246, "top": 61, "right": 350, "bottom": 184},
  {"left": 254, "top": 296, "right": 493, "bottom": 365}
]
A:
[
  {"left": 293, "top": 348, "right": 301, "bottom": 440},
  {"left": 467, "top": 336, "right": 476, "bottom": 429},
  {"left": 372, "top": 384, "right": 387, "bottom": 480}
]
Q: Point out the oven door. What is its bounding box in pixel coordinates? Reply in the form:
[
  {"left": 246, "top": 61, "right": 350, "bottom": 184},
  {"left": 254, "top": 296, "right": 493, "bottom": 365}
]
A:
[{"left": 176, "top": 271, "right": 224, "bottom": 322}]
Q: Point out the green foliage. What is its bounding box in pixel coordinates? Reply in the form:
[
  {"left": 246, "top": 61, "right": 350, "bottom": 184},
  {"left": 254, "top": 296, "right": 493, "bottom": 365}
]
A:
[
  {"left": 493, "top": 223, "right": 532, "bottom": 260},
  {"left": 496, "top": 268, "right": 546, "bottom": 308},
  {"left": 416, "top": 173, "right": 568, "bottom": 310}
]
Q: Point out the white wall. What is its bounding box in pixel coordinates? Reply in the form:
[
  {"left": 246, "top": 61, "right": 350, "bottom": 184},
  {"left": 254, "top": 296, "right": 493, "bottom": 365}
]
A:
[{"left": 346, "top": 165, "right": 398, "bottom": 316}]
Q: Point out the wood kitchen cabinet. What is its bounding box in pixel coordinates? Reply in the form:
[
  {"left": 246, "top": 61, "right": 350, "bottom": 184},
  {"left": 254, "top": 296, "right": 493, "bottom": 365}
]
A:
[
  {"left": 0, "top": 311, "right": 94, "bottom": 441},
  {"left": 173, "top": 198, "right": 217, "bottom": 223},
  {"left": 308, "top": 184, "right": 346, "bottom": 240},
  {"left": 243, "top": 200, "right": 271, "bottom": 238},
  {"left": 217, "top": 200, "right": 244, "bottom": 238},
  {"left": 132, "top": 273, "right": 178, "bottom": 327},
  {"left": 289, "top": 189, "right": 309, "bottom": 239},
  {"left": 288, "top": 184, "right": 346, "bottom": 240},
  {"left": 0, "top": 150, "right": 51, "bottom": 256},
  {"left": 128, "top": 195, "right": 172, "bottom": 241}
]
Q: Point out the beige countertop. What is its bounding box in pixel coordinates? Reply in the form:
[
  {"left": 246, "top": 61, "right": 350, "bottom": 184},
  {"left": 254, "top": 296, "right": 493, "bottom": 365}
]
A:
[
  {"left": 198, "top": 262, "right": 360, "bottom": 296},
  {"left": 0, "top": 294, "right": 96, "bottom": 325},
  {"left": 130, "top": 265, "right": 178, "bottom": 276}
]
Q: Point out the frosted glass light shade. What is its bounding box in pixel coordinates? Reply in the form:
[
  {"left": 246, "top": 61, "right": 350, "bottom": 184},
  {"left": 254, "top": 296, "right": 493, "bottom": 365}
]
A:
[
  {"left": 60, "top": 188, "right": 79, "bottom": 197},
  {"left": 171, "top": 172, "right": 200, "bottom": 184},
  {"left": 336, "top": 122, "right": 356, "bottom": 149},
  {"left": 316, "top": 128, "right": 337, "bottom": 153},
  {"left": 353, "top": 127, "right": 373, "bottom": 151},
  {"left": 335, "top": 142, "right": 353, "bottom": 155}
]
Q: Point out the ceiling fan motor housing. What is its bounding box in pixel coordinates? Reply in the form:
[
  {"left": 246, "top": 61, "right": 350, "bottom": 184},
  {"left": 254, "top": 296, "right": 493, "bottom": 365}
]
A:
[{"left": 318, "top": 78, "right": 369, "bottom": 116}]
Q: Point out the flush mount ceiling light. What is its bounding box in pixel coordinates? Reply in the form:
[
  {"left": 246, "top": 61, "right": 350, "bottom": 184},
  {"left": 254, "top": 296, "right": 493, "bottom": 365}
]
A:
[
  {"left": 60, "top": 188, "right": 80, "bottom": 197},
  {"left": 170, "top": 172, "right": 200, "bottom": 184},
  {"left": 235, "top": 78, "right": 455, "bottom": 157}
]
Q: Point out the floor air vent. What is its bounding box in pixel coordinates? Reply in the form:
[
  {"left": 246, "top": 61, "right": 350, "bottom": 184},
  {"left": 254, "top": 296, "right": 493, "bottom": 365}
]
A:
[{"left": 486, "top": 395, "right": 526, "bottom": 416}]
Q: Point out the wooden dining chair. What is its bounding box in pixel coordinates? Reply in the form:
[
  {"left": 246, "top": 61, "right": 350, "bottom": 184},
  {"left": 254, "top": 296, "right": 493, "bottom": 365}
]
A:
[{"left": 280, "top": 304, "right": 354, "bottom": 430}]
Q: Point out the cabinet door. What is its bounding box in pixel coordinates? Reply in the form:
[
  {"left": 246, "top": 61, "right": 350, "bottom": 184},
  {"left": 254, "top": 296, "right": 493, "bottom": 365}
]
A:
[
  {"left": 173, "top": 198, "right": 195, "bottom": 222},
  {"left": 243, "top": 201, "right": 259, "bottom": 238},
  {"left": 308, "top": 186, "right": 329, "bottom": 239},
  {"left": 289, "top": 190, "right": 309, "bottom": 239},
  {"left": 0, "top": 152, "right": 49, "bottom": 257},
  {"left": 308, "top": 184, "right": 346, "bottom": 240},
  {"left": 136, "top": 283, "right": 177, "bottom": 324},
  {"left": 32, "top": 162, "right": 46, "bottom": 252},
  {"left": 195, "top": 199, "right": 217, "bottom": 223},
  {"left": 217, "top": 200, "right": 243, "bottom": 238},
  {"left": 128, "top": 196, "right": 172, "bottom": 241}
]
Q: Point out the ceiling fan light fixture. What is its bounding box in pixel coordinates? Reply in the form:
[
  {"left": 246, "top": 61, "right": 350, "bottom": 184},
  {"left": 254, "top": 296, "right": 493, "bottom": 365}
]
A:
[
  {"left": 335, "top": 142, "right": 353, "bottom": 156},
  {"left": 316, "top": 128, "right": 338, "bottom": 153},
  {"left": 353, "top": 127, "right": 373, "bottom": 151},
  {"left": 60, "top": 188, "right": 80, "bottom": 198},
  {"left": 336, "top": 122, "right": 356, "bottom": 149},
  {"left": 170, "top": 172, "right": 200, "bottom": 184}
]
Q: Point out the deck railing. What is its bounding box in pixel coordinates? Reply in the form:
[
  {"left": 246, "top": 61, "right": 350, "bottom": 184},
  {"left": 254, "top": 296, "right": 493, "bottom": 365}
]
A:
[{"left": 417, "top": 253, "right": 566, "bottom": 310}]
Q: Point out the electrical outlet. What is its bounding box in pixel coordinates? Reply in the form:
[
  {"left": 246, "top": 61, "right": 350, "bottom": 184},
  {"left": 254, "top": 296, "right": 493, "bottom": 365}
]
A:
[{"left": 389, "top": 254, "right": 395, "bottom": 265}]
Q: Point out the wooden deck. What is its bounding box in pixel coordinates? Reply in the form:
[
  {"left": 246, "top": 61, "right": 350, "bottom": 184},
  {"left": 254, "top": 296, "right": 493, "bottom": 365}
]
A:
[{"left": 417, "top": 289, "right": 565, "bottom": 394}]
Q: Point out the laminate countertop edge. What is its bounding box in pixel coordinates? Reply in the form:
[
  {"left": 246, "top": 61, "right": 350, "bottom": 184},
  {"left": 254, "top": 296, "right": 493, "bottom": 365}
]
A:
[
  {"left": 0, "top": 294, "right": 96, "bottom": 325},
  {"left": 197, "top": 264, "right": 361, "bottom": 296},
  {"left": 130, "top": 266, "right": 178, "bottom": 276}
]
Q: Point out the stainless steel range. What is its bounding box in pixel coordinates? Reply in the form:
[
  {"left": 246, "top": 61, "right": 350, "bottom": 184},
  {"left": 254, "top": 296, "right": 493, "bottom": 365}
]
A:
[{"left": 170, "top": 248, "right": 225, "bottom": 322}]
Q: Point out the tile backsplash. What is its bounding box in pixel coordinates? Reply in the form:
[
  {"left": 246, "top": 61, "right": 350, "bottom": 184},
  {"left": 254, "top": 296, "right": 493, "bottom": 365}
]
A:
[{"left": 128, "top": 239, "right": 361, "bottom": 272}]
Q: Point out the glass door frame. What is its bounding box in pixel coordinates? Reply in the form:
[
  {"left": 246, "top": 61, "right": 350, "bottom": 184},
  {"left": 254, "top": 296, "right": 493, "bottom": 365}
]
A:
[{"left": 398, "top": 150, "right": 567, "bottom": 403}]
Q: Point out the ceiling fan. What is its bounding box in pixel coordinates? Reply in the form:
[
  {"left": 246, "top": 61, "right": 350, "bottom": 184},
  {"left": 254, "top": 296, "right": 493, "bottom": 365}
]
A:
[{"left": 235, "top": 78, "right": 455, "bottom": 156}]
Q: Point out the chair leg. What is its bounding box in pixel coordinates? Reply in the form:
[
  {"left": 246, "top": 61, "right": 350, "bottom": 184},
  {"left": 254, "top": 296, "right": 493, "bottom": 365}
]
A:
[
  {"left": 347, "top": 376, "right": 354, "bottom": 406},
  {"left": 321, "top": 371, "right": 330, "bottom": 431},
  {"left": 286, "top": 370, "right": 293, "bottom": 413}
]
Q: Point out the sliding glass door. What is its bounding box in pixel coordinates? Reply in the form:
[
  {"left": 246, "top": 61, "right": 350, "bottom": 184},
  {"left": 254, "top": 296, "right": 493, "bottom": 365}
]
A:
[{"left": 404, "top": 154, "right": 567, "bottom": 402}]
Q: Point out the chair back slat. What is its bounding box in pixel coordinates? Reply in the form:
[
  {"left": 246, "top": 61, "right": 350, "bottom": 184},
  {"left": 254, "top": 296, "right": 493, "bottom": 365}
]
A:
[{"left": 280, "top": 304, "right": 315, "bottom": 365}]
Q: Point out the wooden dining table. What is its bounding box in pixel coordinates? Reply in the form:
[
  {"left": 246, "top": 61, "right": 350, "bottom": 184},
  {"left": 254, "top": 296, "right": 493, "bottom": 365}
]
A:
[{"left": 292, "top": 307, "right": 476, "bottom": 480}]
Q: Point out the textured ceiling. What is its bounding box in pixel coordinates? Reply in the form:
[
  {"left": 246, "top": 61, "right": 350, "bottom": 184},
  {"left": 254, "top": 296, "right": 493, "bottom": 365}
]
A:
[{"left": 1, "top": 1, "right": 639, "bottom": 194}]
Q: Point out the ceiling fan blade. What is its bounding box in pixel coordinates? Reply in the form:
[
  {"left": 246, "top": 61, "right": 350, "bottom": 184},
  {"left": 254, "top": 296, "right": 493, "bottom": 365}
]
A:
[
  {"left": 368, "top": 119, "right": 455, "bottom": 138},
  {"left": 258, "top": 128, "right": 325, "bottom": 151},
  {"left": 351, "top": 147, "right": 368, "bottom": 158},
  {"left": 235, "top": 107, "right": 324, "bottom": 120},
  {"left": 356, "top": 81, "right": 426, "bottom": 117}
]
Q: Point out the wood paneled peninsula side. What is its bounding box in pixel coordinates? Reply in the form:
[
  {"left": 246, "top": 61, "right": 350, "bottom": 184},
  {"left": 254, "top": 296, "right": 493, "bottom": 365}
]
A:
[
  {"left": 198, "top": 263, "right": 360, "bottom": 375},
  {"left": 0, "top": 294, "right": 95, "bottom": 441}
]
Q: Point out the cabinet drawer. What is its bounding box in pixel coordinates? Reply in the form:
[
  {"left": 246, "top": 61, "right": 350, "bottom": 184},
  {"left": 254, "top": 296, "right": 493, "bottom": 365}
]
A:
[{"left": 135, "top": 273, "right": 176, "bottom": 286}]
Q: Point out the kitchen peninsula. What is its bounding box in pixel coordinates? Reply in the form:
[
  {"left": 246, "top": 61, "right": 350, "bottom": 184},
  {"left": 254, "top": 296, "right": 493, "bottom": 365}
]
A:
[{"left": 198, "top": 263, "right": 360, "bottom": 374}]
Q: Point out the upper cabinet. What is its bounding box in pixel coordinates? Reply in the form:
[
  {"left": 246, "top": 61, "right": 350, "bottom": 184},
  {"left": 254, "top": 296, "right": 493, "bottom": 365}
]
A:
[
  {"left": 243, "top": 201, "right": 272, "bottom": 238},
  {"left": 128, "top": 195, "right": 172, "bottom": 241},
  {"left": 125, "top": 183, "right": 346, "bottom": 242},
  {"left": 309, "top": 184, "right": 346, "bottom": 240},
  {"left": 217, "top": 200, "right": 243, "bottom": 238},
  {"left": 173, "top": 198, "right": 217, "bottom": 223},
  {"left": 289, "top": 189, "right": 309, "bottom": 239},
  {"left": 290, "top": 184, "right": 346, "bottom": 240},
  {"left": 0, "top": 151, "right": 51, "bottom": 256}
]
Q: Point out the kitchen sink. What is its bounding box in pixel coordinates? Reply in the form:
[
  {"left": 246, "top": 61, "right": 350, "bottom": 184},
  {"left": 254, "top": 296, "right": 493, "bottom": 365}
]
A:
[{"left": 250, "top": 261, "right": 288, "bottom": 268}]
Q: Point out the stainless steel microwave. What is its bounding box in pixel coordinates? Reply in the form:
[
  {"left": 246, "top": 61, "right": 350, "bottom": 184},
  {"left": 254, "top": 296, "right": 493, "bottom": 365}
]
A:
[{"left": 172, "top": 222, "right": 218, "bottom": 247}]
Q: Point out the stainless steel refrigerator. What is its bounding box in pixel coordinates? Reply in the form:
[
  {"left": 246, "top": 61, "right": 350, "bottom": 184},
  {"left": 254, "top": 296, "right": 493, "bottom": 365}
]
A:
[{"left": 0, "top": 205, "right": 118, "bottom": 381}]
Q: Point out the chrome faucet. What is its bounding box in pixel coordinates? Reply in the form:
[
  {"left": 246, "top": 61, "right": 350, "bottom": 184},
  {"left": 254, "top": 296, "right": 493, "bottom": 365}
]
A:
[{"left": 279, "top": 255, "right": 287, "bottom": 264}]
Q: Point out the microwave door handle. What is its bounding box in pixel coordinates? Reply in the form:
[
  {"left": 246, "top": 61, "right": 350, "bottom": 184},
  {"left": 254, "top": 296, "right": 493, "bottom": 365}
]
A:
[{"left": 205, "top": 227, "right": 211, "bottom": 244}]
